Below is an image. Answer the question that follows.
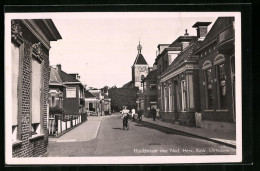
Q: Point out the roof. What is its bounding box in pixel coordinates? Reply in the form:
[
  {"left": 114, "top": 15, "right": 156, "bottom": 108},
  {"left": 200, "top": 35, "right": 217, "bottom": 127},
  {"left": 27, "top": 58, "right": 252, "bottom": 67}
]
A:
[
  {"left": 169, "top": 36, "right": 197, "bottom": 48},
  {"left": 192, "top": 22, "right": 212, "bottom": 28},
  {"left": 49, "top": 67, "right": 63, "bottom": 86},
  {"left": 122, "top": 81, "right": 133, "bottom": 88},
  {"left": 195, "top": 17, "right": 234, "bottom": 52},
  {"left": 133, "top": 53, "right": 148, "bottom": 66},
  {"left": 163, "top": 41, "right": 199, "bottom": 75},
  {"left": 101, "top": 92, "right": 110, "bottom": 99},
  {"left": 155, "top": 36, "right": 197, "bottom": 62},
  {"left": 145, "top": 69, "right": 158, "bottom": 80},
  {"left": 85, "top": 90, "right": 97, "bottom": 98},
  {"left": 60, "top": 70, "right": 81, "bottom": 84},
  {"left": 89, "top": 90, "right": 101, "bottom": 98}
]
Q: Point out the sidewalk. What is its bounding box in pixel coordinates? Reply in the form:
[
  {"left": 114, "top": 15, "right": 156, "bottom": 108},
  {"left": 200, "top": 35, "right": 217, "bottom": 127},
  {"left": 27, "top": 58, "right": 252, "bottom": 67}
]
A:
[
  {"left": 49, "top": 115, "right": 107, "bottom": 142},
  {"left": 142, "top": 117, "right": 236, "bottom": 148}
]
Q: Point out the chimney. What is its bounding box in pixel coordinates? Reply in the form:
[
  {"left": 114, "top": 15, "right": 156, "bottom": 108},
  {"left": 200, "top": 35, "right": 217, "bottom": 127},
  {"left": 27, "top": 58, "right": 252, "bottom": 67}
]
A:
[
  {"left": 181, "top": 29, "right": 190, "bottom": 51},
  {"left": 56, "top": 64, "right": 62, "bottom": 75},
  {"left": 56, "top": 64, "right": 61, "bottom": 71},
  {"left": 181, "top": 42, "right": 190, "bottom": 51},
  {"left": 192, "top": 22, "right": 212, "bottom": 41}
]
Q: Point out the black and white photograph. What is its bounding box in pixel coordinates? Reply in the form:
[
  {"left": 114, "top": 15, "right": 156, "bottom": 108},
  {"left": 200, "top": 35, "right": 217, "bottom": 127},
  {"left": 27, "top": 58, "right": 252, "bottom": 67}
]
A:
[{"left": 5, "top": 11, "right": 242, "bottom": 164}]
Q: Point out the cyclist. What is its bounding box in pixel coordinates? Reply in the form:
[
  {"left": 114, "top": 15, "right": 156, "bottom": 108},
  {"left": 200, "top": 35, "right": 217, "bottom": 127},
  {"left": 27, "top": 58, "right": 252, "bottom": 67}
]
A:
[{"left": 121, "top": 106, "right": 129, "bottom": 130}]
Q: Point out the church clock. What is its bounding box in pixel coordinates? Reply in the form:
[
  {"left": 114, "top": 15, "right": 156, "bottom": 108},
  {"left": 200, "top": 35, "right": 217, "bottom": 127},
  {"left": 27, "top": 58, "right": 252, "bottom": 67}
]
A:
[{"left": 139, "top": 66, "right": 146, "bottom": 72}]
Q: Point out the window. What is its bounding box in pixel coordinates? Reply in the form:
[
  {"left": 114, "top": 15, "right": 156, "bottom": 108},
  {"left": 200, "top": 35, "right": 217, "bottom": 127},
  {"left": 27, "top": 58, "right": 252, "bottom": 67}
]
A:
[
  {"left": 216, "top": 63, "right": 227, "bottom": 109},
  {"left": 31, "top": 57, "right": 42, "bottom": 136},
  {"left": 169, "top": 85, "right": 172, "bottom": 111},
  {"left": 181, "top": 80, "right": 187, "bottom": 111},
  {"left": 12, "top": 43, "right": 20, "bottom": 142},
  {"left": 204, "top": 68, "right": 214, "bottom": 109},
  {"left": 51, "top": 95, "right": 55, "bottom": 107},
  {"left": 164, "top": 86, "right": 167, "bottom": 111},
  {"left": 160, "top": 85, "right": 163, "bottom": 111}
]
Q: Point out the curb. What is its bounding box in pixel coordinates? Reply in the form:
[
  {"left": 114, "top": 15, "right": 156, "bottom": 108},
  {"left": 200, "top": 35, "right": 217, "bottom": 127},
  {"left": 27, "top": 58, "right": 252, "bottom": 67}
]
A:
[{"left": 141, "top": 120, "right": 236, "bottom": 149}]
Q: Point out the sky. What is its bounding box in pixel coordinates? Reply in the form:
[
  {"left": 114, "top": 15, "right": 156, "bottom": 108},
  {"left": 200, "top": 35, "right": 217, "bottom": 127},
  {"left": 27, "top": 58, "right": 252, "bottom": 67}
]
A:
[{"left": 48, "top": 13, "right": 217, "bottom": 88}]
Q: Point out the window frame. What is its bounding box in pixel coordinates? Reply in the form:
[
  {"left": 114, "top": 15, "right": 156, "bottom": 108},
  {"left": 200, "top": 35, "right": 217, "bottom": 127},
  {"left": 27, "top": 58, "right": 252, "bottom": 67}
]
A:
[
  {"left": 29, "top": 42, "right": 44, "bottom": 138},
  {"left": 181, "top": 80, "right": 187, "bottom": 111},
  {"left": 214, "top": 55, "right": 227, "bottom": 109},
  {"left": 202, "top": 61, "right": 214, "bottom": 110},
  {"left": 11, "top": 33, "right": 24, "bottom": 144}
]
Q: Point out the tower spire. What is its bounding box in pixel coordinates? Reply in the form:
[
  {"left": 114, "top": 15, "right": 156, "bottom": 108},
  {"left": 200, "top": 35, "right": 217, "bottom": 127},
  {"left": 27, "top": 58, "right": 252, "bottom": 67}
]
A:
[{"left": 137, "top": 38, "right": 142, "bottom": 54}]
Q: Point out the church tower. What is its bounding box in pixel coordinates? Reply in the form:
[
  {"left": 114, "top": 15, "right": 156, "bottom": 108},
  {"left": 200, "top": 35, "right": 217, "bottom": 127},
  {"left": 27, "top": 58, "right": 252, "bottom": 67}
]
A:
[{"left": 132, "top": 41, "right": 149, "bottom": 89}]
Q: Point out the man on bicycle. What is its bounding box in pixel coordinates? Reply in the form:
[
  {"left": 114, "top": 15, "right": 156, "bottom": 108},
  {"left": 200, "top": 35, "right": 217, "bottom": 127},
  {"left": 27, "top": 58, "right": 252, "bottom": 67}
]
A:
[{"left": 121, "top": 106, "right": 129, "bottom": 130}]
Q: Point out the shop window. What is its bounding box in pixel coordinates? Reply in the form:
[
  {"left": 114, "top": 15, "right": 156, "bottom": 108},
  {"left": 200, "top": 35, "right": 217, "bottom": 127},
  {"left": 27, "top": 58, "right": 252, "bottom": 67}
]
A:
[
  {"left": 216, "top": 63, "right": 227, "bottom": 109},
  {"left": 31, "top": 57, "right": 42, "bottom": 136},
  {"left": 181, "top": 80, "right": 187, "bottom": 111}
]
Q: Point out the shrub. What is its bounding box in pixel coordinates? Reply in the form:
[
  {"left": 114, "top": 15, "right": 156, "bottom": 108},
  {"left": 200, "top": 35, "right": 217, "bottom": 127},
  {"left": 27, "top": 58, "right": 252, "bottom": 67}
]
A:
[{"left": 49, "top": 106, "right": 64, "bottom": 114}]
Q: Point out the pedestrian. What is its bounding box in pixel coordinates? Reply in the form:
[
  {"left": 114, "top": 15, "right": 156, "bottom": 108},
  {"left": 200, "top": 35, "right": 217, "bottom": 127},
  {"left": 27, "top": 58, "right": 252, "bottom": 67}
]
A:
[
  {"left": 131, "top": 108, "right": 136, "bottom": 121},
  {"left": 151, "top": 107, "right": 156, "bottom": 121}
]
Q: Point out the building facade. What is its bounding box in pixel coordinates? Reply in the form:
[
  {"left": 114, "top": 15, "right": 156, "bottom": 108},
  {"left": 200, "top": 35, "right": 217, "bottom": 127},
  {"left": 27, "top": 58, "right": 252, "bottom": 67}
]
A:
[
  {"left": 194, "top": 17, "right": 235, "bottom": 133},
  {"left": 11, "top": 19, "right": 61, "bottom": 157},
  {"left": 55, "top": 64, "right": 86, "bottom": 115},
  {"left": 157, "top": 29, "right": 201, "bottom": 126},
  {"left": 141, "top": 69, "right": 158, "bottom": 117}
]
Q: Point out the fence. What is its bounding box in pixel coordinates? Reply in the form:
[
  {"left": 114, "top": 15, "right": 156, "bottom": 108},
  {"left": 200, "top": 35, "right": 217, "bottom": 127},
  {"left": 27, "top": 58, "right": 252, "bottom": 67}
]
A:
[{"left": 48, "top": 113, "right": 87, "bottom": 137}]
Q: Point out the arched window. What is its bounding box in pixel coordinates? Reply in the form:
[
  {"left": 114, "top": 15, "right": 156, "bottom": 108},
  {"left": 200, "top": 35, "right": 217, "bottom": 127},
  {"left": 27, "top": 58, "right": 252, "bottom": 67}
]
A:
[
  {"left": 214, "top": 54, "right": 227, "bottom": 109},
  {"left": 202, "top": 61, "right": 213, "bottom": 109},
  {"left": 214, "top": 54, "right": 225, "bottom": 65},
  {"left": 202, "top": 60, "right": 212, "bottom": 70}
]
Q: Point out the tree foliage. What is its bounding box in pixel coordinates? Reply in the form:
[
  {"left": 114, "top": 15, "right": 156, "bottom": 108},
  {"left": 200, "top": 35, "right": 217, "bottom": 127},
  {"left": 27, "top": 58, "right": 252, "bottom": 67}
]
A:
[{"left": 108, "top": 87, "right": 139, "bottom": 111}]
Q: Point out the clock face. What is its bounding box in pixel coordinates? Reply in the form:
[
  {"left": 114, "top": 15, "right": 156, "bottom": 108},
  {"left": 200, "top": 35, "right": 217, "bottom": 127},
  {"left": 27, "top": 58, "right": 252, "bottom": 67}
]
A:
[{"left": 139, "top": 67, "right": 146, "bottom": 72}]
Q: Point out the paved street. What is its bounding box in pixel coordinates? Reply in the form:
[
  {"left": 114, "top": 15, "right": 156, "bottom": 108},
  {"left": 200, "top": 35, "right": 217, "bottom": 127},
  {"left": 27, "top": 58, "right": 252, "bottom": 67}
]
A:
[{"left": 47, "top": 113, "right": 236, "bottom": 157}]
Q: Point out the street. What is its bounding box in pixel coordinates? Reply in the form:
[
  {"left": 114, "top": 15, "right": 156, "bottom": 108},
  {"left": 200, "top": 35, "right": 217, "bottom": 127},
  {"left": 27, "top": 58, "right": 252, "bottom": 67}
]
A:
[{"left": 48, "top": 113, "right": 236, "bottom": 157}]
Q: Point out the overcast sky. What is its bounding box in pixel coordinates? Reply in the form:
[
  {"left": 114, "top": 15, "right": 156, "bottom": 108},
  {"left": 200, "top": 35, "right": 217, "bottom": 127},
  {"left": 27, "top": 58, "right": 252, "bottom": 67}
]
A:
[{"left": 48, "top": 13, "right": 217, "bottom": 88}]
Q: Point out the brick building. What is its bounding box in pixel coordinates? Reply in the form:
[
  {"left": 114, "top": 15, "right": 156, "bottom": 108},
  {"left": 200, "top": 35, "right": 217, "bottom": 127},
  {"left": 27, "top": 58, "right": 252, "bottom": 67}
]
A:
[
  {"left": 11, "top": 19, "right": 61, "bottom": 157},
  {"left": 194, "top": 17, "right": 235, "bottom": 133}
]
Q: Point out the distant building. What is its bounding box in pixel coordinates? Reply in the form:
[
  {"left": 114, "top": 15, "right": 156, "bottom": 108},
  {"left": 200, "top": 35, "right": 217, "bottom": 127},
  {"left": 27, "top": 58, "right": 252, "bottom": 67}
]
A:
[
  {"left": 49, "top": 66, "right": 64, "bottom": 109},
  {"left": 123, "top": 41, "right": 149, "bottom": 110},
  {"left": 194, "top": 17, "right": 235, "bottom": 133},
  {"left": 85, "top": 90, "right": 100, "bottom": 114},
  {"left": 102, "top": 92, "right": 111, "bottom": 115},
  {"left": 55, "top": 64, "right": 85, "bottom": 115},
  {"left": 123, "top": 41, "right": 149, "bottom": 90},
  {"left": 11, "top": 19, "right": 61, "bottom": 157},
  {"left": 141, "top": 68, "right": 158, "bottom": 117}
]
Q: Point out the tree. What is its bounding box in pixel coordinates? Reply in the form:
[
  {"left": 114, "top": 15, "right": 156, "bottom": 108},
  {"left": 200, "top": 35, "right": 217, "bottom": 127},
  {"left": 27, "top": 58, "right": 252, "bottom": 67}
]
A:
[{"left": 108, "top": 87, "right": 139, "bottom": 111}]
